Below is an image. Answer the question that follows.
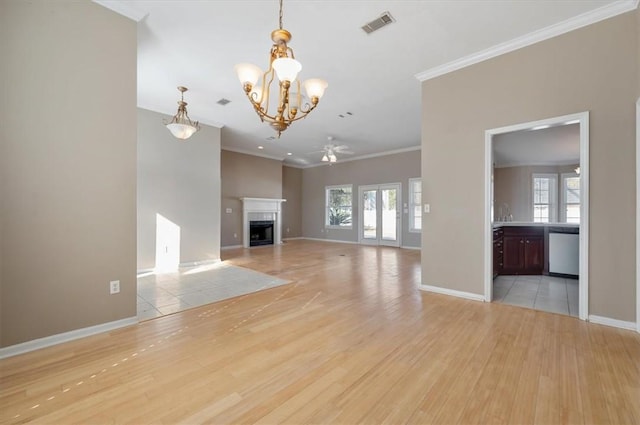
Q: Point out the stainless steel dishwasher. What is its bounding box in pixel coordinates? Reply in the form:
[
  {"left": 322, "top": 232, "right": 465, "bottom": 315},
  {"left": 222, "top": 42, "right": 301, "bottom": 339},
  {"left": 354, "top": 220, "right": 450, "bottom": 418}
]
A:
[{"left": 548, "top": 227, "right": 579, "bottom": 277}]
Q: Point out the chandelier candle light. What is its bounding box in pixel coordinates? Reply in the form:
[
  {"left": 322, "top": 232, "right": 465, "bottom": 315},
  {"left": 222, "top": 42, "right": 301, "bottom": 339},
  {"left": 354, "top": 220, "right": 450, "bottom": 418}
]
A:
[
  {"left": 164, "top": 86, "right": 200, "bottom": 140},
  {"left": 235, "top": 0, "right": 328, "bottom": 137}
]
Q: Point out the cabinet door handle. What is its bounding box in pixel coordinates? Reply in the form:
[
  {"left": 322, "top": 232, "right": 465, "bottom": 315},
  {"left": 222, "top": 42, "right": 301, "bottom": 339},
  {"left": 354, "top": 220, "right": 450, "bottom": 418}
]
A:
[
  {"left": 520, "top": 240, "right": 524, "bottom": 244},
  {"left": 526, "top": 240, "right": 530, "bottom": 244}
]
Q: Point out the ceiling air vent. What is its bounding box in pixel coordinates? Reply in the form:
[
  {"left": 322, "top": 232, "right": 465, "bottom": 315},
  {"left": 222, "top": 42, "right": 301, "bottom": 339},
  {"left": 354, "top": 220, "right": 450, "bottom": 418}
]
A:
[
  {"left": 361, "top": 12, "right": 394, "bottom": 34},
  {"left": 216, "top": 98, "right": 231, "bottom": 106}
]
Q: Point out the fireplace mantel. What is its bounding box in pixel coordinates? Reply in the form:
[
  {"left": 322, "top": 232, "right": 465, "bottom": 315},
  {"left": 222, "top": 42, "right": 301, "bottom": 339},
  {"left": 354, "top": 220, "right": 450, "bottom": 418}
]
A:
[{"left": 240, "top": 198, "right": 286, "bottom": 248}]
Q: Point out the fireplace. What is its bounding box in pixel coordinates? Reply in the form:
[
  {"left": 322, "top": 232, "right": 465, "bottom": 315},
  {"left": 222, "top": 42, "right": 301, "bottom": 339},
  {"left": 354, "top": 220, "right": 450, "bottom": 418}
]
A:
[
  {"left": 249, "top": 220, "right": 274, "bottom": 246},
  {"left": 240, "top": 197, "right": 286, "bottom": 248}
]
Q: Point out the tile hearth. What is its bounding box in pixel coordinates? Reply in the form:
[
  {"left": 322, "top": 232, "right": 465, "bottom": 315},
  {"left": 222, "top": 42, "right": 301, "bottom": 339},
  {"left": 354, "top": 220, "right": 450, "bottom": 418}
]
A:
[{"left": 137, "top": 263, "right": 289, "bottom": 320}]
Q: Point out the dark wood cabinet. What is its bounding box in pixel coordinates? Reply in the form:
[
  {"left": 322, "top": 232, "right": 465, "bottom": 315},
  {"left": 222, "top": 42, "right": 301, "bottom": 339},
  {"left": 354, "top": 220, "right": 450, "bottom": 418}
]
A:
[
  {"left": 502, "top": 235, "right": 523, "bottom": 273},
  {"left": 500, "top": 226, "right": 544, "bottom": 275},
  {"left": 524, "top": 236, "right": 544, "bottom": 272},
  {"left": 493, "top": 227, "right": 504, "bottom": 278}
]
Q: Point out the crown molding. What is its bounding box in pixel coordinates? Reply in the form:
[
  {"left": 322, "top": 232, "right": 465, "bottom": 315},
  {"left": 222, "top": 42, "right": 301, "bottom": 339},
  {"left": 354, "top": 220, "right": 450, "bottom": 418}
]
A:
[
  {"left": 221, "top": 147, "right": 285, "bottom": 162},
  {"left": 494, "top": 159, "right": 580, "bottom": 168},
  {"left": 282, "top": 162, "right": 307, "bottom": 169},
  {"left": 93, "top": 0, "right": 148, "bottom": 22},
  {"left": 415, "top": 0, "right": 638, "bottom": 82},
  {"left": 297, "top": 145, "right": 422, "bottom": 169}
]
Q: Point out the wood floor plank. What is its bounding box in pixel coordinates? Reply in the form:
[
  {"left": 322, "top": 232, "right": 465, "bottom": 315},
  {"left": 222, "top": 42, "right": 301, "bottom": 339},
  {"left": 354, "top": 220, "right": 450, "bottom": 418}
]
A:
[{"left": 1, "top": 241, "right": 639, "bottom": 424}]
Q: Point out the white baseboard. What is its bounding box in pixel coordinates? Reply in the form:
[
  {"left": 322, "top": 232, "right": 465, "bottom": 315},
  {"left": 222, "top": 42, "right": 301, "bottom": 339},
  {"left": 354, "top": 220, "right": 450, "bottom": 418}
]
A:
[
  {"left": 283, "top": 237, "right": 304, "bottom": 241},
  {"left": 0, "top": 317, "right": 138, "bottom": 360},
  {"left": 588, "top": 315, "right": 637, "bottom": 331},
  {"left": 401, "top": 245, "right": 421, "bottom": 250},
  {"left": 136, "top": 267, "right": 154, "bottom": 275},
  {"left": 221, "top": 245, "right": 243, "bottom": 251},
  {"left": 419, "top": 284, "right": 486, "bottom": 302},
  {"left": 302, "top": 237, "right": 359, "bottom": 245}
]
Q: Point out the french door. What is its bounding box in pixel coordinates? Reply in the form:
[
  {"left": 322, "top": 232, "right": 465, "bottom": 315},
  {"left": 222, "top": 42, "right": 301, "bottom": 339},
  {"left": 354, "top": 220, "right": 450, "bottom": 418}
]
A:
[{"left": 359, "top": 183, "right": 401, "bottom": 247}]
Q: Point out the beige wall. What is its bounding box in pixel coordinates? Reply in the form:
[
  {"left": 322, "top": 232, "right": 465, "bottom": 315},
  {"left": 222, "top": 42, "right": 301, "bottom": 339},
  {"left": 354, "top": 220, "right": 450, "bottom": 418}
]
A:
[
  {"left": 494, "top": 164, "right": 579, "bottom": 222},
  {"left": 301, "top": 150, "right": 421, "bottom": 247},
  {"left": 137, "top": 109, "right": 221, "bottom": 270},
  {"left": 421, "top": 11, "right": 637, "bottom": 321},
  {"left": 220, "top": 150, "right": 283, "bottom": 247},
  {"left": 282, "top": 166, "right": 303, "bottom": 238},
  {"left": 0, "top": 1, "right": 137, "bottom": 346}
]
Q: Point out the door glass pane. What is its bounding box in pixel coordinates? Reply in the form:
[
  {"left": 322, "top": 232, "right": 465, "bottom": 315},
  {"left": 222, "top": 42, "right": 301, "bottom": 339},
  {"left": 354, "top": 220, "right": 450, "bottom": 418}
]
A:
[
  {"left": 363, "top": 190, "right": 377, "bottom": 239},
  {"left": 381, "top": 188, "right": 397, "bottom": 241}
]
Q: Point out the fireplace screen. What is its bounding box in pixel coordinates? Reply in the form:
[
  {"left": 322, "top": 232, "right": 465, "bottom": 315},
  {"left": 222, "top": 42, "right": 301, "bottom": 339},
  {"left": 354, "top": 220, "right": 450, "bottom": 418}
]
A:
[{"left": 249, "top": 220, "right": 274, "bottom": 246}]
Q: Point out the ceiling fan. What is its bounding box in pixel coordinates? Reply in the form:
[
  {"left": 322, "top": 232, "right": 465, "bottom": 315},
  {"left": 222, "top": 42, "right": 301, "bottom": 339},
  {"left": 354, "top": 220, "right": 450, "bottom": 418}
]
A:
[{"left": 318, "top": 137, "right": 354, "bottom": 163}]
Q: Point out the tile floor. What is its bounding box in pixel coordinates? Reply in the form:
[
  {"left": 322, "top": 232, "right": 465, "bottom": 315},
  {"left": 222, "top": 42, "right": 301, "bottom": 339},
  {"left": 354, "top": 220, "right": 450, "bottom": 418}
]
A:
[
  {"left": 493, "top": 275, "right": 579, "bottom": 317},
  {"left": 137, "top": 263, "right": 290, "bottom": 321}
]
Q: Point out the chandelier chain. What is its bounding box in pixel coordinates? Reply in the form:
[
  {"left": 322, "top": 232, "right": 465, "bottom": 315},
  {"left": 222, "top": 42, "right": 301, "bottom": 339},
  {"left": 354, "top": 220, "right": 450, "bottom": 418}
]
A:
[{"left": 279, "top": 0, "right": 283, "bottom": 30}]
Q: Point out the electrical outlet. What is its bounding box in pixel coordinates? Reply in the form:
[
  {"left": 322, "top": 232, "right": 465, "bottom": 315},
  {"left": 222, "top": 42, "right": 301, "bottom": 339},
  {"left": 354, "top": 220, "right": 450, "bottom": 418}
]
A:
[
  {"left": 233, "top": 233, "right": 237, "bottom": 238},
  {"left": 226, "top": 208, "right": 232, "bottom": 214},
  {"left": 286, "top": 227, "right": 290, "bottom": 233},
  {"left": 110, "top": 280, "right": 120, "bottom": 294}
]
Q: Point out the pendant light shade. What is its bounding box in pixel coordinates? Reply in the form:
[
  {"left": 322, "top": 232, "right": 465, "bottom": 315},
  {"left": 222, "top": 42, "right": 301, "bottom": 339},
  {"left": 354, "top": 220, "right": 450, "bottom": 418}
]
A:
[
  {"left": 163, "top": 86, "right": 200, "bottom": 140},
  {"left": 235, "top": 63, "right": 263, "bottom": 87},
  {"left": 272, "top": 57, "right": 302, "bottom": 82},
  {"left": 303, "top": 78, "right": 328, "bottom": 100},
  {"left": 166, "top": 123, "right": 199, "bottom": 140}
]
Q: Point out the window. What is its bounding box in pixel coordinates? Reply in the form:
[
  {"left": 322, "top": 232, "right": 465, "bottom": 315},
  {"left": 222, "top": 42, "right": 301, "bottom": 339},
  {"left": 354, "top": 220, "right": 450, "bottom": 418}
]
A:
[
  {"left": 561, "top": 173, "right": 580, "bottom": 223},
  {"left": 409, "top": 178, "right": 422, "bottom": 232},
  {"left": 532, "top": 174, "right": 557, "bottom": 223},
  {"left": 325, "top": 185, "right": 352, "bottom": 228}
]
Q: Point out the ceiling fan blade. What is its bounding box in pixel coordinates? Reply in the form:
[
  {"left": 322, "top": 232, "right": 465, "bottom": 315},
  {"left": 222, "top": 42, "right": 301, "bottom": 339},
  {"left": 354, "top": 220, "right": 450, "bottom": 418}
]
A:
[{"left": 334, "top": 146, "right": 354, "bottom": 154}]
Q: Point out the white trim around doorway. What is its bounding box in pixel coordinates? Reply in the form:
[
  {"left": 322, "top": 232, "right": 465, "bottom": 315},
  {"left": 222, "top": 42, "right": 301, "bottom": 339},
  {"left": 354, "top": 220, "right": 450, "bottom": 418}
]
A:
[
  {"left": 484, "top": 111, "right": 589, "bottom": 320},
  {"left": 636, "top": 97, "right": 640, "bottom": 333}
]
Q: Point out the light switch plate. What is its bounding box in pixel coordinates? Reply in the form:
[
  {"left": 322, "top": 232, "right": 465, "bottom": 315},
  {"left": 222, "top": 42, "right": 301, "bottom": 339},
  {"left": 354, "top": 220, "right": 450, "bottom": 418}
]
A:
[
  {"left": 225, "top": 208, "right": 232, "bottom": 214},
  {"left": 424, "top": 204, "right": 430, "bottom": 213},
  {"left": 110, "top": 280, "right": 120, "bottom": 294}
]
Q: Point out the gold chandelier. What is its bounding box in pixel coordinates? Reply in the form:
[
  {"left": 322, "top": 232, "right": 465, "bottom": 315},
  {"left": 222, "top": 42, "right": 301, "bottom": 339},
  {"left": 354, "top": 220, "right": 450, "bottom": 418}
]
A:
[
  {"left": 164, "top": 86, "right": 200, "bottom": 140},
  {"left": 235, "top": 0, "right": 328, "bottom": 137}
]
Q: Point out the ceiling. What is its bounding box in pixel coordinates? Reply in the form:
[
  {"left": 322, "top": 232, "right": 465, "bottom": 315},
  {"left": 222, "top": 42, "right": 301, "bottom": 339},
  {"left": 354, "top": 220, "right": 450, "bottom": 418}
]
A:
[
  {"left": 97, "top": 0, "right": 625, "bottom": 166},
  {"left": 493, "top": 123, "right": 580, "bottom": 167}
]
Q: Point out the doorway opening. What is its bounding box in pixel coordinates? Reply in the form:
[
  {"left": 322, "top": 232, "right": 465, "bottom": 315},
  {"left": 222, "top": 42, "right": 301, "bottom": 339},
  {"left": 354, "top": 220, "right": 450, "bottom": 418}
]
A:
[
  {"left": 358, "top": 183, "right": 401, "bottom": 247},
  {"left": 484, "top": 112, "right": 589, "bottom": 320}
]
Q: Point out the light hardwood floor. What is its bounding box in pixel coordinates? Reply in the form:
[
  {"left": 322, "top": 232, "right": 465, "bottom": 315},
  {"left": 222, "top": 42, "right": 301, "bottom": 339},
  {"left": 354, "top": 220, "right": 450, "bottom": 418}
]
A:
[{"left": 1, "top": 240, "right": 639, "bottom": 424}]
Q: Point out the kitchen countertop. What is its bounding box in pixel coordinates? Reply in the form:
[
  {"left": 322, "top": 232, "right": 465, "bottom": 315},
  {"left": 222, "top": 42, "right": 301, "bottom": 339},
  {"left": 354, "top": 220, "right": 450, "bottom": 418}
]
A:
[{"left": 493, "top": 221, "right": 580, "bottom": 229}]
